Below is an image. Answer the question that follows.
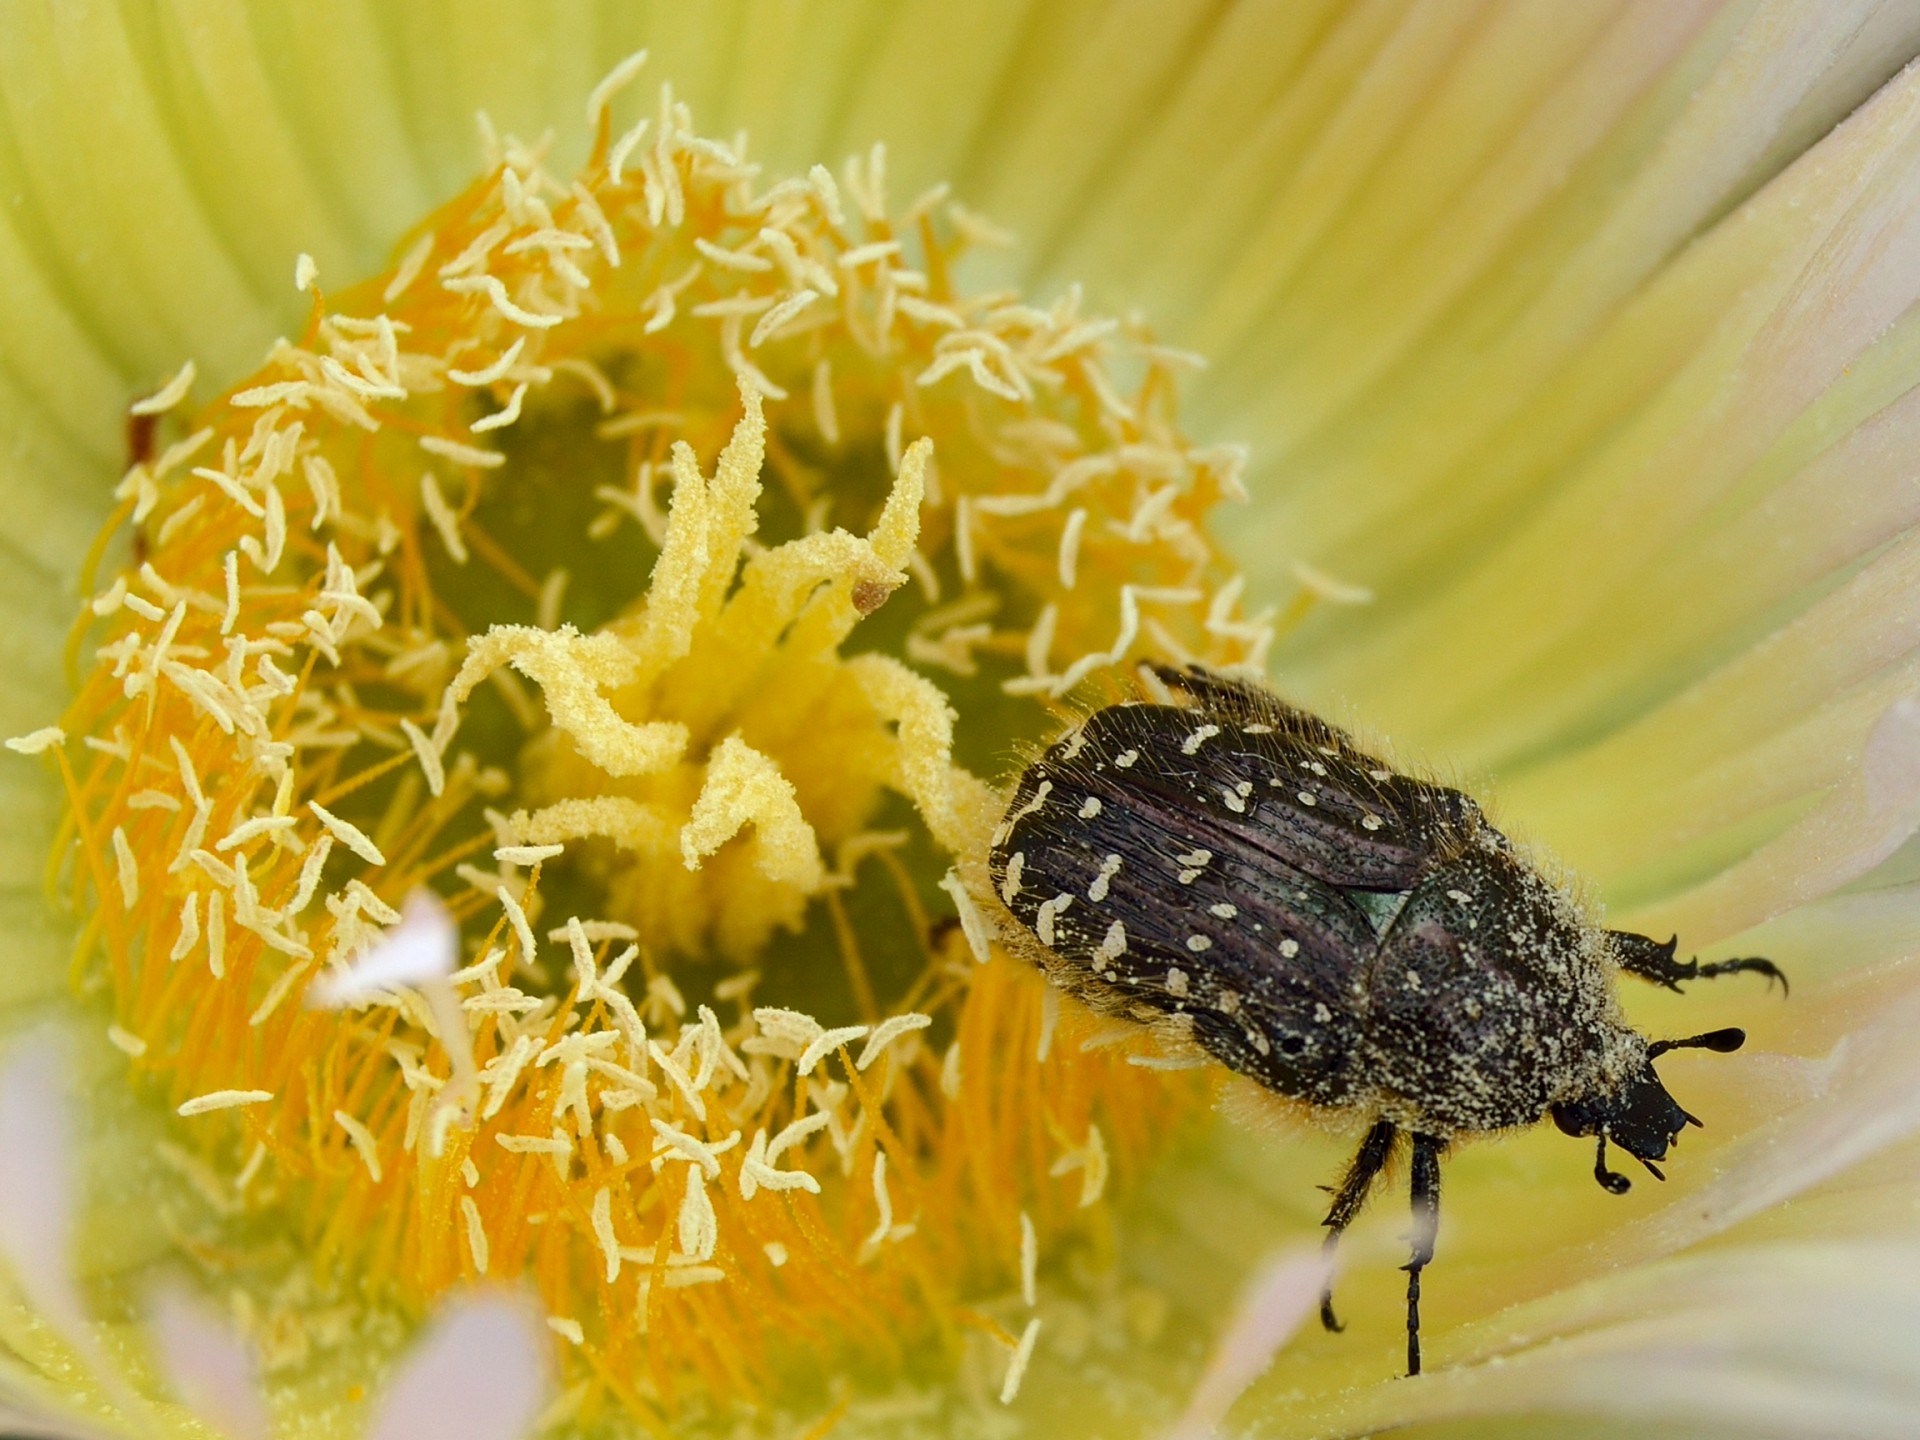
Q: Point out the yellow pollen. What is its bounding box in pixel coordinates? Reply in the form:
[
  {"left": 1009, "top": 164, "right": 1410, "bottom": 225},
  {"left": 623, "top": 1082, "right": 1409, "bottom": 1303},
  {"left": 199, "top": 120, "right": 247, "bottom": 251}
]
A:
[{"left": 41, "top": 55, "right": 1280, "bottom": 1422}]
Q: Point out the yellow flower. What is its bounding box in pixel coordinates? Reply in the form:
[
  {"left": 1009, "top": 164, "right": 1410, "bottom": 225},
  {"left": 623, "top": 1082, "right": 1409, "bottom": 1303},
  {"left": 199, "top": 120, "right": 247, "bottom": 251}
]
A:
[{"left": 5, "top": 6, "right": 1920, "bottom": 1439}]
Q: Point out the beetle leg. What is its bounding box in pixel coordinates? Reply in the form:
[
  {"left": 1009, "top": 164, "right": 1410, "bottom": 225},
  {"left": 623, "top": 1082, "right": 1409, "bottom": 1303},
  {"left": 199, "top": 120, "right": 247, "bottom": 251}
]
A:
[
  {"left": 1690, "top": 955, "right": 1790, "bottom": 994},
  {"left": 1608, "top": 932, "right": 1789, "bottom": 996},
  {"left": 1592, "top": 1135, "right": 1632, "bottom": 1194},
  {"left": 1318, "top": 1119, "right": 1398, "bottom": 1332},
  {"left": 1403, "top": 1133, "right": 1446, "bottom": 1377}
]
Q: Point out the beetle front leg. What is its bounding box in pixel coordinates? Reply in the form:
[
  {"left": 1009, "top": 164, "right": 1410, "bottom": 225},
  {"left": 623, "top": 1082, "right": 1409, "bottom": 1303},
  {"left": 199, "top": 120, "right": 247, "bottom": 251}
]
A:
[
  {"left": 1592, "top": 1134, "right": 1632, "bottom": 1194},
  {"left": 1403, "top": 1133, "right": 1446, "bottom": 1377},
  {"left": 1318, "top": 1119, "right": 1398, "bottom": 1333},
  {"left": 1607, "top": 931, "right": 1788, "bottom": 995}
]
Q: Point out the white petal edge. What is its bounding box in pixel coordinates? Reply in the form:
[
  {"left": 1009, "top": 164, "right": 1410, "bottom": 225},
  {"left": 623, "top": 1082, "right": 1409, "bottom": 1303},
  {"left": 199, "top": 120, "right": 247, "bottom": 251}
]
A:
[
  {"left": 363, "top": 1292, "right": 551, "bottom": 1440},
  {"left": 148, "top": 1288, "right": 270, "bottom": 1440}
]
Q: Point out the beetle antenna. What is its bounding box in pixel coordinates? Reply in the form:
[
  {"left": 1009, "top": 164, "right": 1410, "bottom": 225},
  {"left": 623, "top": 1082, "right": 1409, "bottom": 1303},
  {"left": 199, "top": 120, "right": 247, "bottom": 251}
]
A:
[
  {"left": 1639, "top": 1156, "right": 1666, "bottom": 1181},
  {"left": 1648, "top": 1027, "right": 1746, "bottom": 1060}
]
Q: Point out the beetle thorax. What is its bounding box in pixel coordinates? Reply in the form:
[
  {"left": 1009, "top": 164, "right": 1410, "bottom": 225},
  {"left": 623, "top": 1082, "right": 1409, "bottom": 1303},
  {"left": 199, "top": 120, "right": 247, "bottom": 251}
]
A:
[{"left": 1356, "top": 834, "right": 1628, "bottom": 1135}]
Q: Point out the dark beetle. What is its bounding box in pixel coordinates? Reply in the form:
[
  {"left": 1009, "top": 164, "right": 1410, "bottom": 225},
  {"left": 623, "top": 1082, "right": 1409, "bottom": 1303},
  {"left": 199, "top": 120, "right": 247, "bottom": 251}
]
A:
[{"left": 986, "top": 665, "right": 1784, "bottom": 1376}]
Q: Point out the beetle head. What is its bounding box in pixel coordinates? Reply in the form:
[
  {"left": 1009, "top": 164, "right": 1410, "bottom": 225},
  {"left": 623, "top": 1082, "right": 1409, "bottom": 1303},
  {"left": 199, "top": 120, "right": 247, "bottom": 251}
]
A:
[{"left": 1551, "top": 1027, "right": 1746, "bottom": 1179}]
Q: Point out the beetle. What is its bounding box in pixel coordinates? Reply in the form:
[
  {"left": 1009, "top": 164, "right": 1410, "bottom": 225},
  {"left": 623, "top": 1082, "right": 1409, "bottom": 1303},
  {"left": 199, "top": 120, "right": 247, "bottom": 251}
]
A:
[{"left": 985, "top": 664, "right": 1784, "bottom": 1376}]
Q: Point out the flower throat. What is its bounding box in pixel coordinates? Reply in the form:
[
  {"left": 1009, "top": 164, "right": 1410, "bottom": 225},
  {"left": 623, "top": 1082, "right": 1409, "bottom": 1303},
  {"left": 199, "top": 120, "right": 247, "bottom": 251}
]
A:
[{"left": 54, "top": 59, "right": 1267, "bottom": 1422}]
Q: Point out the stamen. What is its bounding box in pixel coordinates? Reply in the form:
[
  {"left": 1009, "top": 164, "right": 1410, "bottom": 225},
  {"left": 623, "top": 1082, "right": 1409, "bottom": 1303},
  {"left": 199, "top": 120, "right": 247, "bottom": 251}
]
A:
[{"left": 45, "top": 58, "right": 1252, "bottom": 1419}]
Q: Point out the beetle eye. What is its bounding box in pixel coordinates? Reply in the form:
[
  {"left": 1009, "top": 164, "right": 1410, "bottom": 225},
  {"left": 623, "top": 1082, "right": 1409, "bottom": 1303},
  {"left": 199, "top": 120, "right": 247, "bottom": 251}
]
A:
[{"left": 1550, "top": 1100, "right": 1599, "bottom": 1138}]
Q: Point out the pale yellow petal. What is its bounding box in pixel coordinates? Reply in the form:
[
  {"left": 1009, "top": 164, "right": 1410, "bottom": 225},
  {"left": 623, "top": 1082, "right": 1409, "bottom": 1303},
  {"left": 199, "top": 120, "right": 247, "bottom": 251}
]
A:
[{"left": 2, "top": 8, "right": 1920, "bottom": 1439}]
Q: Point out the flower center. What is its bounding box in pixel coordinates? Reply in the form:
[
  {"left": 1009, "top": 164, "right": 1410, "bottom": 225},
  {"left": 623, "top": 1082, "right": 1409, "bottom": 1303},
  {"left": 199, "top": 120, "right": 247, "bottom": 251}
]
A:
[{"left": 54, "top": 65, "right": 1270, "bottom": 1420}]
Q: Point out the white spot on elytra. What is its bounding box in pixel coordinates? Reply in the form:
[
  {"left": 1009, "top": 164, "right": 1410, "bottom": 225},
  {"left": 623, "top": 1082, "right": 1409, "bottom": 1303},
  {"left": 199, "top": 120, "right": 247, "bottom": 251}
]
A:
[
  {"left": 1360, "top": 813, "right": 1383, "bottom": 831},
  {"left": 1006, "top": 780, "right": 1052, "bottom": 828},
  {"left": 1165, "top": 968, "right": 1190, "bottom": 997},
  {"left": 1221, "top": 788, "right": 1246, "bottom": 814},
  {"left": 1175, "top": 849, "right": 1212, "bottom": 868},
  {"left": 1078, "top": 796, "right": 1102, "bottom": 820},
  {"left": 1094, "top": 921, "right": 1127, "bottom": 970},
  {"left": 1244, "top": 723, "right": 1273, "bottom": 734},
  {"left": 1369, "top": 769, "right": 1392, "bottom": 781},
  {"left": 1209, "top": 903, "right": 1237, "bottom": 920},
  {"left": 1313, "top": 1003, "right": 1332, "bottom": 1024},
  {"left": 1182, "top": 725, "right": 1221, "bottom": 756},
  {"left": 1279, "top": 938, "right": 1300, "bottom": 958},
  {"left": 1447, "top": 889, "right": 1471, "bottom": 904},
  {"left": 1036, "top": 893, "right": 1073, "bottom": 947},
  {"left": 1186, "top": 935, "right": 1212, "bottom": 953},
  {"left": 1058, "top": 727, "right": 1088, "bottom": 760},
  {"left": 1295, "top": 791, "right": 1317, "bottom": 806},
  {"left": 999, "top": 852, "right": 1025, "bottom": 904},
  {"left": 1306, "top": 761, "right": 1326, "bottom": 776},
  {"left": 1115, "top": 749, "right": 1139, "bottom": 769},
  {"left": 1087, "top": 855, "right": 1123, "bottom": 903}
]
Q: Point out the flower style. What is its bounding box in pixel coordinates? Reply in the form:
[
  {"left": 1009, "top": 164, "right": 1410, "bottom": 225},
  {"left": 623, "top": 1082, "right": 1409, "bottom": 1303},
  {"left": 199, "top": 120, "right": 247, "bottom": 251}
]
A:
[{"left": 5, "top": 5, "right": 1920, "bottom": 1440}]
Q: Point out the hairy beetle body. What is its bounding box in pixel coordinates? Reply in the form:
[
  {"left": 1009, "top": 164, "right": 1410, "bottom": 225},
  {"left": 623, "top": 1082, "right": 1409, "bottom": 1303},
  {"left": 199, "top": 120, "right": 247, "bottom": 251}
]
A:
[{"left": 986, "top": 666, "right": 1783, "bottom": 1375}]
